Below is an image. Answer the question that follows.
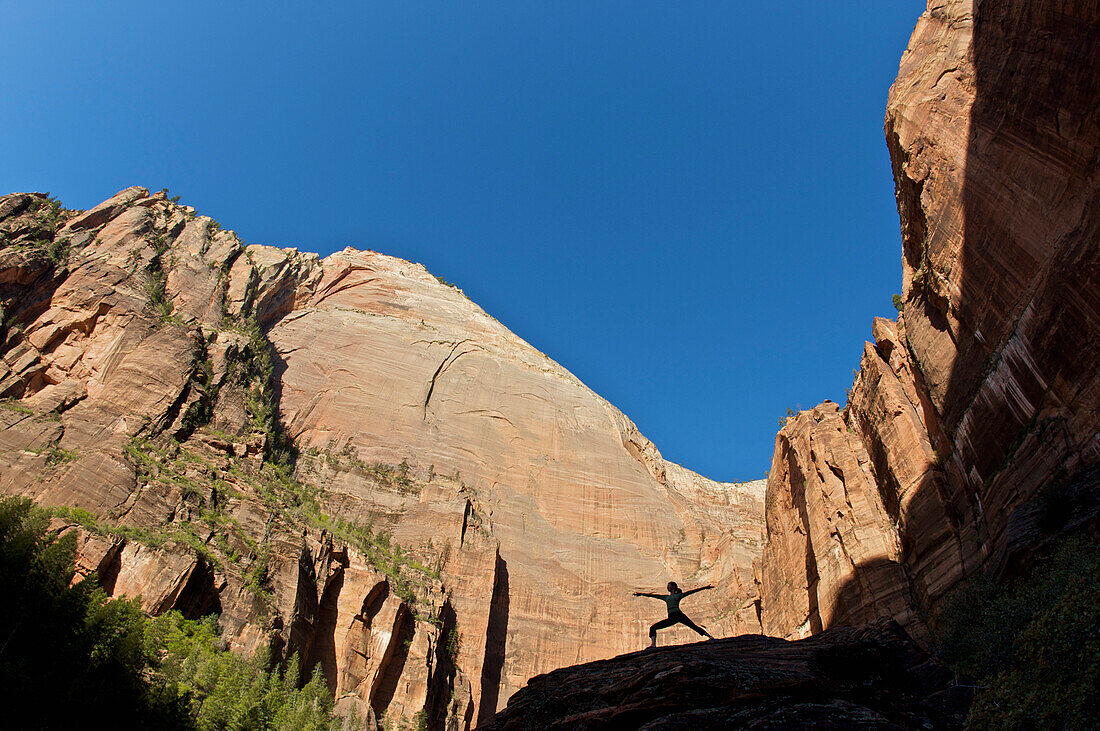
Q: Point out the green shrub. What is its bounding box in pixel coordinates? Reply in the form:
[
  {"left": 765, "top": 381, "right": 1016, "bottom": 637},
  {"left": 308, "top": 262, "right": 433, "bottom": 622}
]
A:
[
  {"left": 0, "top": 496, "right": 346, "bottom": 730},
  {"left": 145, "top": 234, "right": 173, "bottom": 321},
  {"left": 0, "top": 496, "right": 190, "bottom": 727},
  {"left": 222, "top": 315, "right": 297, "bottom": 467},
  {"left": 935, "top": 532, "right": 1100, "bottom": 729},
  {"left": 144, "top": 614, "right": 341, "bottom": 730},
  {"left": 0, "top": 398, "right": 34, "bottom": 414},
  {"left": 43, "top": 444, "right": 78, "bottom": 466}
]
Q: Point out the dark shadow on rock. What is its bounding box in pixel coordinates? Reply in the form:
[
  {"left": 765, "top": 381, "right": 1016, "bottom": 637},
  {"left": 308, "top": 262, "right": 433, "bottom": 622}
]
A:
[
  {"left": 287, "top": 543, "right": 320, "bottom": 672},
  {"left": 309, "top": 565, "right": 345, "bottom": 694},
  {"left": 946, "top": 1, "right": 1100, "bottom": 434},
  {"left": 829, "top": 0, "right": 1100, "bottom": 640},
  {"left": 480, "top": 618, "right": 969, "bottom": 730},
  {"left": 476, "top": 551, "right": 509, "bottom": 725},
  {"left": 174, "top": 556, "right": 223, "bottom": 619},
  {"left": 426, "top": 599, "right": 458, "bottom": 731},
  {"left": 988, "top": 463, "right": 1100, "bottom": 580},
  {"left": 264, "top": 324, "right": 300, "bottom": 467},
  {"left": 95, "top": 541, "right": 124, "bottom": 596},
  {"left": 370, "top": 601, "right": 415, "bottom": 718},
  {"left": 933, "top": 0, "right": 1100, "bottom": 568},
  {"left": 826, "top": 557, "right": 914, "bottom": 631}
]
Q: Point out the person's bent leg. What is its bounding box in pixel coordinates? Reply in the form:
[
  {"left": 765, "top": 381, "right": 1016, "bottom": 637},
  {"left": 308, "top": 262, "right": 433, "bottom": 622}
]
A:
[
  {"left": 649, "top": 616, "right": 676, "bottom": 648},
  {"left": 678, "top": 614, "right": 714, "bottom": 640}
]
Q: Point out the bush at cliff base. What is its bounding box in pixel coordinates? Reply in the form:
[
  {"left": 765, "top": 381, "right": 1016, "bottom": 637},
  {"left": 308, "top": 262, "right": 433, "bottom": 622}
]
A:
[
  {"left": 935, "top": 531, "right": 1100, "bottom": 729},
  {"left": 0, "top": 496, "right": 346, "bottom": 730}
]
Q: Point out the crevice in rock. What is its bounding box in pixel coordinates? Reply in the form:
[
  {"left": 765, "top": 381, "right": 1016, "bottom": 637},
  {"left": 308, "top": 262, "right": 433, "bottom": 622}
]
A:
[
  {"left": 309, "top": 564, "right": 345, "bottom": 695},
  {"left": 369, "top": 601, "right": 415, "bottom": 719},
  {"left": 335, "top": 581, "right": 389, "bottom": 701},
  {"left": 460, "top": 499, "right": 472, "bottom": 548},
  {"left": 155, "top": 332, "right": 208, "bottom": 438},
  {"left": 622, "top": 433, "right": 667, "bottom": 486},
  {"left": 159, "top": 557, "right": 221, "bottom": 619},
  {"left": 423, "top": 339, "right": 476, "bottom": 419},
  {"left": 463, "top": 697, "right": 475, "bottom": 731},
  {"left": 265, "top": 332, "right": 297, "bottom": 466},
  {"left": 476, "top": 550, "right": 510, "bottom": 725},
  {"left": 825, "top": 459, "right": 860, "bottom": 524},
  {"left": 359, "top": 581, "right": 389, "bottom": 625},
  {"left": 886, "top": 126, "right": 928, "bottom": 285},
  {"left": 96, "top": 541, "right": 124, "bottom": 596},
  {"left": 852, "top": 409, "right": 904, "bottom": 526},
  {"left": 310, "top": 266, "right": 378, "bottom": 308},
  {"left": 426, "top": 599, "right": 459, "bottom": 729},
  {"left": 287, "top": 542, "right": 321, "bottom": 668},
  {"left": 236, "top": 260, "right": 260, "bottom": 322},
  {"left": 786, "top": 439, "right": 822, "bottom": 635}
]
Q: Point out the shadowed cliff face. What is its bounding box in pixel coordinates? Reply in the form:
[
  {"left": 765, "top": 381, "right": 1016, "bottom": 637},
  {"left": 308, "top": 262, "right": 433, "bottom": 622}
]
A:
[
  {"left": 761, "top": 0, "right": 1100, "bottom": 640},
  {"left": 0, "top": 187, "right": 767, "bottom": 727}
]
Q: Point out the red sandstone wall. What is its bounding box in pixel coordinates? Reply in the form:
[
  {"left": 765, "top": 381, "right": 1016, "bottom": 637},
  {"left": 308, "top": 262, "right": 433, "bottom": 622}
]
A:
[{"left": 760, "top": 0, "right": 1100, "bottom": 639}]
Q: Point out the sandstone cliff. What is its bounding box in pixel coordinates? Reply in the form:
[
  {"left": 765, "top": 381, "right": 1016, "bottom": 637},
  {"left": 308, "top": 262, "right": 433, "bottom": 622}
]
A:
[
  {"left": 7, "top": 0, "right": 1096, "bottom": 724},
  {"left": 758, "top": 0, "right": 1100, "bottom": 640},
  {"left": 0, "top": 187, "right": 766, "bottom": 728}
]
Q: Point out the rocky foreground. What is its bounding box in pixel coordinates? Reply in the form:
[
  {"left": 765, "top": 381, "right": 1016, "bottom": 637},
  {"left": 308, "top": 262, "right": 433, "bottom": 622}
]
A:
[{"left": 482, "top": 618, "right": 968, "bottom": 730}]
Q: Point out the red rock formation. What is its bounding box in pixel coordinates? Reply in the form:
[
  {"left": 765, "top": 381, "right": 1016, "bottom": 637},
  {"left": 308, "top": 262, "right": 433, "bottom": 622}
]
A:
[
  {"left": 759, "top": 0, "right": 1100, "bottom": 640},
  {"left": 8, "top": 3, "right": 1093, "bottom": 722},
  {"left": 759, "top": 402, "right": 916, "bottom": 640},
  {"left": 0, "top": 188, "right": 766, "bottom": 728}
]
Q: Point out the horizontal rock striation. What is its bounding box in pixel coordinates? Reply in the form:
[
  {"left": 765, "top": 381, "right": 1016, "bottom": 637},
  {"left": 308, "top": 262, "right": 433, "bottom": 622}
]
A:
[
  {"left": 759, "top": 0, "right": 1100, "bottom": 640},
  {"left": 0, "top": 187, "right": 766, "bottom": 727},
  {"left": 481, "top": 617, "right": 968, "bottom": 730}
]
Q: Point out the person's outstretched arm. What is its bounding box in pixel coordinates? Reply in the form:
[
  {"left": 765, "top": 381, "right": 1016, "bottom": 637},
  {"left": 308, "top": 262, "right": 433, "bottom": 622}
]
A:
[
  {"left": 633, "top": 592, "right": 663, "bottom": 599},
  {"left": 682, "top": 585, "right": 714, "bottom": 597}
]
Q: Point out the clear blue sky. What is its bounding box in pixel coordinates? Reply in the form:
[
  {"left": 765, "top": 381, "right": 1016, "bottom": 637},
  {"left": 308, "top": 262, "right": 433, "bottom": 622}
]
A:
[{"left": 3, "top": 2, "right": 923, "bottom": 481}]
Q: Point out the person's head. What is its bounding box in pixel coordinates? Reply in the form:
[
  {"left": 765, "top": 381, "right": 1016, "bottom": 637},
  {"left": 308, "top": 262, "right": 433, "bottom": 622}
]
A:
[{"left": 667, "top": 581, "right": 679, "bottom": 593}]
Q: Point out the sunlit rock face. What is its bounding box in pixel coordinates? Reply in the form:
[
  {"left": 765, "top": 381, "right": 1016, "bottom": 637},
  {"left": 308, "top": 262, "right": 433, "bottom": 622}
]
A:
[
  {"left": 758, "top": 401, "right": 915, "bottom": 640},
  {"left": 759, "top": 0, "right": 1100, "bottom": 640},
  {"left": 259, "top": 243, "right": 768, "bottom": 718},
  {"left": 7, "top": 1, "right": 1095, "bottom": 724},
  {"left": 0, "top": 186, "right": 766, "bottom": 727}
]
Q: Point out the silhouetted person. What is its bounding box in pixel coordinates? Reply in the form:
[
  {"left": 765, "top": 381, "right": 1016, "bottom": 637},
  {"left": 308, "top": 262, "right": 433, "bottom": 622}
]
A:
[{"left": 634, "top": 581, "right": 715, "bottom": 648}]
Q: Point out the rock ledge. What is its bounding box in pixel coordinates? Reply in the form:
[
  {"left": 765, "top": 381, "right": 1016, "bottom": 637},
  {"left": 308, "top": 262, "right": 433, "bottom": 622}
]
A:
[{"left": 482, "top": 617, "right": 968, "bottom": 730}]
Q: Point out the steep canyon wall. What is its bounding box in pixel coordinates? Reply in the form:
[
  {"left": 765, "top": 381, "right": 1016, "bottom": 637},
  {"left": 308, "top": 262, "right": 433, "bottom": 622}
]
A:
[
  {"left": 5, "top": 0, "right": 1098, "bottom": 725},
  {"left": 0, "top": 187, "right": 765, "bottom": 728},
  {"left": 759, "top": 0, "right": 1100, "bottom": 640}
]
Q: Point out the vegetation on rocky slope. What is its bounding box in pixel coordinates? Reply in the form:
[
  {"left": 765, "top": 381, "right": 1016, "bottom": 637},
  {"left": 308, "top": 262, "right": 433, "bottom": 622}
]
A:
[
  {"left": 44, "top": 430, "right": 444, "bottom": 617},
  {"left": 0, "top": 496, "right": 347, "bottom": 730},
  {"left": 935, "top": 529, "right": 1100, "bottom": 729},
  {"left": 128, "top": 434, "right": 441, "bottom": 607}
]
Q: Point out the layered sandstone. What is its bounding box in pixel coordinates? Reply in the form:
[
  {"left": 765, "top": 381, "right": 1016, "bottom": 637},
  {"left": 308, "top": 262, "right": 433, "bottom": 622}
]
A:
[
  {"left": 8, "top": 2, "right": 1095, "bottom": 722},
  {"left": 0, "top": 188, "right": 766, "bottom": 728},
  {"left": 759, "top": 0, "right": 1100, "bottom": 639}
]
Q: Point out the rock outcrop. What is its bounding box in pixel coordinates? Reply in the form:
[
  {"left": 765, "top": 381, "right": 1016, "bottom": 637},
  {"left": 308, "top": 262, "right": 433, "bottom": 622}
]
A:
[
  {"left": 481, "top": 617, "right": 968, "bottom": 729},
  {"left": 6, "top": 1, "right": 1096, "bottom": 724},
  {"left": 0, "top": 187, "right": 766, "bottom": 728},
  {"left": 759, "top": 0, "right": 1100, "bottom": 640}
]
